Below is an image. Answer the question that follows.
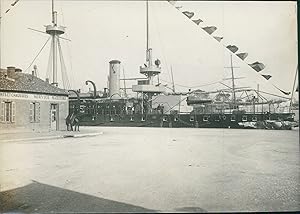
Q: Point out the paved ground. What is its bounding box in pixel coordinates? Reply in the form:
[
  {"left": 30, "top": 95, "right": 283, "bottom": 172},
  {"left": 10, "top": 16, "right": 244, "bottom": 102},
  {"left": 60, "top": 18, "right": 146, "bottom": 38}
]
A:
[
  {"left": 0, "top": 128, "right": 102, "bottom": 143},
  {"left": 0, "top": 127, "right": 299, "bottom": 212}
]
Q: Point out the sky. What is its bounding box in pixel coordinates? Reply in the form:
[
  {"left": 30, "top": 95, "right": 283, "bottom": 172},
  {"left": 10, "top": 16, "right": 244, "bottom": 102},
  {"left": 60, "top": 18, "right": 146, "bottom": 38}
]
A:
[{"left": 1, "top": 0, "right": 298, "bottom": 98}]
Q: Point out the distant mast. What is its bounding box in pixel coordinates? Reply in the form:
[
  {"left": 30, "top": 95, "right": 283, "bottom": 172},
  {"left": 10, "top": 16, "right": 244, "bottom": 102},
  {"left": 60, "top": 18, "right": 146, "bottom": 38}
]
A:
[
  {"left": 45, "top": 0, "right": 66, "bottom": 87},
  {"left": 230, "top": 54, "right": 236, "bottom": 105}
]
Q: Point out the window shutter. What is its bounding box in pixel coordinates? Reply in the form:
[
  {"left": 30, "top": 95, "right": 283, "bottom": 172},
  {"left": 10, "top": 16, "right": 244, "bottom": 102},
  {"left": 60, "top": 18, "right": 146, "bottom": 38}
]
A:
[
  {"left": 0, "top": 102, "right": 4, "bottom": 122},
  {"left": 12, "top": 102, "right": 16, "bottom": 122},
  {"left": 36, "top": 102, "right": 41, "bottom": 122},
  {"left": 29, "top": 103, "right": 33, "bottom": 122}
]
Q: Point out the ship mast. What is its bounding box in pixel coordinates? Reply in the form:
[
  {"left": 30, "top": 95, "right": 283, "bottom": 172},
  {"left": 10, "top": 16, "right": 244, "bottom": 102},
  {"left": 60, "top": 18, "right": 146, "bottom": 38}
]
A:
[
  {"left": 230, "top": 54, "right": 236, "bottom": 106},
  {"left": 132, "top": 0, "right": 165, "bottom": 113},
  {"left": 0, "top": 0, "right": 2, "bottom": 70},
  {"left": 146, "top": 0, "right": 149, "bottom": 52},
  {"left": 144, "top": 0, "right": 159, "bottom": 84},
  {"left": 46, "top": 0, "right": 66, "bottom": 87},
  {"left": 289, "top": 65, "right": 298, "bottom": 112}
]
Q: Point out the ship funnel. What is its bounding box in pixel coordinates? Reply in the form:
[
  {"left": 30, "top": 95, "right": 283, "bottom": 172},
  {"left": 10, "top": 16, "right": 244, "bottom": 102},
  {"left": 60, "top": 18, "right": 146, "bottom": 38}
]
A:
[{"left": 108, "top": 60, "right": 121, "bottom": 99}]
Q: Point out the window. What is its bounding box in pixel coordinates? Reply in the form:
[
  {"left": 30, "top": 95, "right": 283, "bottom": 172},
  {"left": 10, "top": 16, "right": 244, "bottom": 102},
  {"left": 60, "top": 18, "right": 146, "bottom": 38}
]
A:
[
  {"left": 163, "top": 116, "right": 167, "bottom": 122},
  {"left": 252, "top": 116, "right": 257, "bottom": 122},
  {"left": 203, "top": 116, "right": 209, "bottom": 122},
  {"left": 174, "top": 117, "right": 178, "bottom": 122},
  {"left": 30, "top": 102, "right": 40, "bottom": 123},
  {"left": 1, "top": 101, "right": 16, "bottom": 122},
  {"left": 141, "top": 117, "right": 145, "bottom": 121},
  {"left": 242, "top": 115, "right": 247, "bottom": 122},
  {"left": 190, "top": 116, "right": 194, "bottom": 122}
]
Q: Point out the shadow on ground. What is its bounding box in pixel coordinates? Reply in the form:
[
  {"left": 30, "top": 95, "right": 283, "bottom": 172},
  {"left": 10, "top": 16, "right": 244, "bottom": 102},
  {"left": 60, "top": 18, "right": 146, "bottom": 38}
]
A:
[
  {"left": 174, "top": 206, "right": 207, "bottom": 213},
  {"left": 0, "top": 180, "right": 156, "bottom": 213}
]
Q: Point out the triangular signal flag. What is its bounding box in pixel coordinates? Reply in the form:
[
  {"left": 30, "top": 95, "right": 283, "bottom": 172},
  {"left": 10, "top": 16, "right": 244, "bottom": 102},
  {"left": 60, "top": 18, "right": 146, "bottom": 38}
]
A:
[
  {"left": 213, "top": 36, "right": 223, "bottom": 42},
  {"left": 236, "top": 53, "right": 248, "bottom": 60},
  {"left": 261, "top": 74, "right": 272, "bottom": 80},
  {"left": 192, "top": 19, "right": 203, "bottom": 25},
  {"left": 182, "top": 11, "right": 195, "bottom": 19},
  {"left": 249, "top": 62, "right": 265, "bottom": 72},
  {"left": 202, "top": 26, "right": 217, "bottom": 35},
  {"left": 226, "top": 45, "right": 239, "bottom": 53}
]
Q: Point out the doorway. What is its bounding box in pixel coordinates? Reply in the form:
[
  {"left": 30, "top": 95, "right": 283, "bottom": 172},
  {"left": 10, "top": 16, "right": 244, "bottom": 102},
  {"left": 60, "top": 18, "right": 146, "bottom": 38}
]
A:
[{"left": 50, "top": 104, "right": 59, "bottom": 131}]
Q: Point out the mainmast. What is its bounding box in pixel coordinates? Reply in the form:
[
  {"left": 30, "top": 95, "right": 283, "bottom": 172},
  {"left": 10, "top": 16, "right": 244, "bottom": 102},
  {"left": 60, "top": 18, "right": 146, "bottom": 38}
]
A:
[
  {"left": 134, "top": 0, "right": 160, "bottom": 84},
  {"left": 132, "top": 0, "right": 165, "bottom": 113},
  {"left": 146, "top": 0, "right": 149, "bottom": 52},
  {"left": 46, "top": 0, "right": 66, "bottom": 87},
  {"left": 142, "top": 0, "right": 161, "bottom": 84}
]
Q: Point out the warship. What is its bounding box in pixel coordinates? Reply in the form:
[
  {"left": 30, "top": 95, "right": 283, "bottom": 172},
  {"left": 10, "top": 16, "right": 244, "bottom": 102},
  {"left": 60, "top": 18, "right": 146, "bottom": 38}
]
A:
[
  {"left": 9, "top": 0, "right": 295, "bottom": 130},
  {"left": 67, "top": 1, "right": 297, "bottom": 130}
]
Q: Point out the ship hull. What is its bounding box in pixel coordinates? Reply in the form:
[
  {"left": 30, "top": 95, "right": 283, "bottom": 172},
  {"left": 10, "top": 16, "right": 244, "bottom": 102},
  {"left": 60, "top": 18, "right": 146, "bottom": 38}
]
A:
[{"left": 78, "top": 113, "right": 295, "bottom": 130}]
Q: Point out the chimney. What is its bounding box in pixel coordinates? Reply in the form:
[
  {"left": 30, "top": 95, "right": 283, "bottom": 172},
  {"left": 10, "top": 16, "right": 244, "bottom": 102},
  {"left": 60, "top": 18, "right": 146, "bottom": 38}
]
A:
[
  {"left": 1, "top": 68, "right": 8, "bottom": 76},
  {"left": 7, "top": 66, "right": 16, "bottom": 77}
]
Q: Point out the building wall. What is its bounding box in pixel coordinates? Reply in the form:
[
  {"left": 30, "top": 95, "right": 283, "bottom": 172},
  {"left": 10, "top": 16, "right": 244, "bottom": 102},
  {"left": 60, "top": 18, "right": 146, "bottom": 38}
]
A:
[{"left": 0, "top": 92, "right": 68, "bottom": 131}]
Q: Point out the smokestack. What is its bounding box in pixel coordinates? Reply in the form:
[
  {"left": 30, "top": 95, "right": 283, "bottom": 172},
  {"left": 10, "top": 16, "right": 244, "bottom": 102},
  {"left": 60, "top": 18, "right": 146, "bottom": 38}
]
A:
[
  {"left": 108, "top": 60, "right": 121, "bottom": 99},
  {"left": 46, "top": 78, "right": 49, "bottom": 83}
]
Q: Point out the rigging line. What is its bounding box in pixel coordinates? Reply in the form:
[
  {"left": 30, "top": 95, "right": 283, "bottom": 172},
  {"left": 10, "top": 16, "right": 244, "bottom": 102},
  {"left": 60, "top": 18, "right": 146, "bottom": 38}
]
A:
[
  {"left": 256, "top": 90, "right": 290, "bottom": 100},
  {"left": 190, "top": 81, "right": 224, "bottom": 88},
  {"left": 168, "top": 96, "right": 188, "bottom": 112},
  {"left": 24, "top": 36, "right": 51, "bottom": 73},
  {"left": 122, "top": 66, "right": 127, "bottom": 97},
  {"left": 152, "top": 2, "right": 172, "bottom": 83},
  {"left": 219, "top": 82, "right": 232, "bottom": 89},
  {"left": 2, "top": 0, "right": 20, "bottom": 17},
  {"left": 59, "top": 0, "right": 74, "bottom": 88},
  {"left": 257, "top": 92, "right": 269, "bottom": 102},
  {"left": 58, "top": 39, "right": 71, "bottom": 89},
  {"left": 58, "top": 39, "right": 67, "bottom": 89},
  {"left": 160, "top": 78, "right": 220, "bottom": 89}
]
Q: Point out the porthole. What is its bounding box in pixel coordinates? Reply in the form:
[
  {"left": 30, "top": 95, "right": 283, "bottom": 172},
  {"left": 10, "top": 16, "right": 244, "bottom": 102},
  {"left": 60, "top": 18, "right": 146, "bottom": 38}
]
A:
[
  {"left": 203, "top": 116, "right": 209, "bottom": 122},
  {"left": 252, "top": 116, "right": 257, "bottom": 122},
  {"left": 242, "top": 115, "right": 247, "bottom": 122},
  {"left": 231, "top": 115, "right": 236, "bottom": 121}
]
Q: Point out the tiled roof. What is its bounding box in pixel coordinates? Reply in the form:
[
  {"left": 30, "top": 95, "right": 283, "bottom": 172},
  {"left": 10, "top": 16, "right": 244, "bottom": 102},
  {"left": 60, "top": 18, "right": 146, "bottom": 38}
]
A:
[{"left": 0, "top": 71, "right": 68, "bottom": 96}]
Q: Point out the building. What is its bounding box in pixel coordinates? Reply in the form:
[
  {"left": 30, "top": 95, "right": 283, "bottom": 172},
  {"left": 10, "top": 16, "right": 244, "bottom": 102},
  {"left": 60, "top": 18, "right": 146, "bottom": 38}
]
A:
[{"left": 0, "top": 67, "right": 69, "bottom": 131}]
